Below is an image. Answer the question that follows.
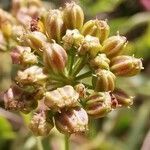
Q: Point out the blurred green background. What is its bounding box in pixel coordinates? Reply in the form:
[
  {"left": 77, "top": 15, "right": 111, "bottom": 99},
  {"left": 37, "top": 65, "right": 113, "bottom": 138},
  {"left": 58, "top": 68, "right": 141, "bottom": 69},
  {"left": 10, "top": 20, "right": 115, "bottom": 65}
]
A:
[{"left": 0, "top": 0, "right": 150, "bottom": 150}]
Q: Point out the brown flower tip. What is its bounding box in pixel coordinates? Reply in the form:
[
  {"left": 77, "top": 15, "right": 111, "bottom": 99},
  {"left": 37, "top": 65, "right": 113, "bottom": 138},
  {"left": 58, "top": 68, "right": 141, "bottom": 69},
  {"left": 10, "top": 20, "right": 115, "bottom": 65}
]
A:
[
  {"left": 30, "top": 17, "right": 44, "bottom": 32},
  {"left": 112, "top": 89, "right": 134, "bottom": 107}
]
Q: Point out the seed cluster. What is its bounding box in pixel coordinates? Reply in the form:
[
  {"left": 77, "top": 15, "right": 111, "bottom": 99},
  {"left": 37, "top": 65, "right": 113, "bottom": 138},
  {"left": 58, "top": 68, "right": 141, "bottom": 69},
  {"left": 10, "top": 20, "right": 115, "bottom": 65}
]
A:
[{"left": 3, "top": 1, "right": 143, "bottom": 136}]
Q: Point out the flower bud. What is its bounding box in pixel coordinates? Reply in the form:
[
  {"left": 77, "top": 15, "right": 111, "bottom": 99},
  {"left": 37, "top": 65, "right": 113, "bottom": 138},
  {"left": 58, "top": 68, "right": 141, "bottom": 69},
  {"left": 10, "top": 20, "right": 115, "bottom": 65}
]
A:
[
  {"left": 62, "top": 29, "right": 84, "bottom": 50},
  {"left": 63, "top": 2, "right": 84, "bottom": 30},
  {"left": 0, "top": 8, "right": 15, "bottom": 24},
  {"left": 82, "top": 19, "right": 110, "bottom": 43},
  {"left": 93, "top": 69, "right": 116, "bottom": 92},
  {"left": 44, "top": 85, "right": 79, "bottom": 111},
  {"left": 90, "top": 54, "right": 110, "bottom": 70},
  {"left": 102, "top": 35, "right": 127, "bottom": 58},
  {"left": 22, "top": 31, "right": 47, "bottom": 53},
  {"left": 16, "top": 7, "right": 32, "bottom": 27},
  {"left": 11, "top": 46, "right": 38, "bottom": 65},
  {"left": 55, "top": 107, "right": 88, "bottom": 134},
  {"left": 29, "top": 110, "right": 54, "bottom": 136},
  {"left": 27, "top": 0, "right": 42, "bottom": 7},
  {"left": 112, "top": 89, "right": 134, "bottom": 107},
  {"left": 44, "top": 9, "right": 65, "bottom": 43},
  {"left": 75, "top": 83, "right": 86, "bottom": 98},
  {"left": 85, "top": 92, "right": 112, "bottom": 118},
  {"left": 11, "top": 0, "right": 25, "bottom": 16},
  {"left": 78, "top": 35, "right": 102, "bottom": 57},
  {"left": 1, "top": 21, "right": 12, "bottom": 38},
  {"left": 0, "top": 31, "right": 7, "bottom": 51},
  {"left": 11, "top": 25, "right": 25, "bottom": 42},
  {"left": 16, "top": 66, "right": 47, "bottom": 85},
  {"left": 110, "top": 55, "right": 143, "bottom": 76},
  {"left": 43, "top": 42, "right": 68, "bottom": 73}
]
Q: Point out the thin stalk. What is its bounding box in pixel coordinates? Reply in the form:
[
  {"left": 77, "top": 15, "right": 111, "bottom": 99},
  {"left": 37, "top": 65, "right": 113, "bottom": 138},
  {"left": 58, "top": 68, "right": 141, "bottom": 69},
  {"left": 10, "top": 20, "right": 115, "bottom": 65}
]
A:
[
  {"left": 65, "top": 135, "right": 69, "bottom": 150},
  {"left": 48, "top": 74, "right": 64, "bottom": 82},
  {"left": 83, "top": 83, "right": 93, "bottom": 89},
  {"left": 67, "top": 48, "right": 75, "bottom": 76},
  {"left": 75, "top": 71, "right": 92, "bottom": 81},
  {"left": 69, "top": 51, "right": 75, "bottom": 75},
  {"left": 71, "top": 56, "right": 87, "bottom": 77},
  {"left": 37, "top": 137, "right": 44, "bottom": 150}
]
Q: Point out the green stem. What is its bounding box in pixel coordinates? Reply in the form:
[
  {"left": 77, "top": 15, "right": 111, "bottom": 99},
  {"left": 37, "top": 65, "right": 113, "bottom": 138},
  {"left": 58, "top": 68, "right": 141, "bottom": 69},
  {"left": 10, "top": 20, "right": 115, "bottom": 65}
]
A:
[
  {"left": 71, "top": 56, "right": 87, "bottom": 77},
  {"left": 48, "top": 74, "right": 64, "bottom": 82},
  {"left": 69, "top": 53, "right": 75, "bottom": 75},
  {"left": 67, "top": 48, "right": 75, "bottom": 76},
  {"left": 37, "top": 137, "right": 44, "bottom": 150},
  {"left": 75, "top": 71, "right": 92, "bottom": 81},
  {"left": 65, "top": 135, "right": 69, "bottom": 150}
]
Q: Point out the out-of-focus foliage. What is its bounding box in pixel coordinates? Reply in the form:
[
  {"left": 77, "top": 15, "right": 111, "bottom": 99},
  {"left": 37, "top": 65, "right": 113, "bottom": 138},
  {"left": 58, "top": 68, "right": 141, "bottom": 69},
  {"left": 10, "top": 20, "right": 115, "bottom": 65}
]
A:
[
  {"left": 0, "top": 117, "right": 16, "bottom": 139},
  {"left": 0, "top": 0, "right": 150, "bottom": 150},
  {"left": 80, "top": 0, "right": 123, "bottom": 16},
  {"left": 0, "top": 116, "right": 16, "bottom": 150}
]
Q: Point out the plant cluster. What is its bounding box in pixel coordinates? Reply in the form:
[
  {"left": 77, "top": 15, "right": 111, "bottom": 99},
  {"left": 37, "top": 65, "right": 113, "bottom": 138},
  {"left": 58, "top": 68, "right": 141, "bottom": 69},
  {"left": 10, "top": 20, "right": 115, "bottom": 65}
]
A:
[{"left": 3, "top": 1, "right": 143, "bottom": 136}]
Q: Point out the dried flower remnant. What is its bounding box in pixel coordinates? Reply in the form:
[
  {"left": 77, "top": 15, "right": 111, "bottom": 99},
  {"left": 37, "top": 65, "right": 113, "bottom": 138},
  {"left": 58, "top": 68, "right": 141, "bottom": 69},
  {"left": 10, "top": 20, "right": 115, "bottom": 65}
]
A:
[
  {"left": 29, "top": 110, "right": 54, "bottom": 136},
  {"left": 3, "top": 2, "right": 143, "bottom": 136},
  {"left": 11, "top": 46, "right": 38, "bottom": 65},
  {"left": 12, "top": 0, "right": 46, "bottom": 28},
  {"left": 111, "top": 89, "right": 134, "bottom": 107},
  {"left": 55, "top": 107, "right": 88, "bottom": 134}
]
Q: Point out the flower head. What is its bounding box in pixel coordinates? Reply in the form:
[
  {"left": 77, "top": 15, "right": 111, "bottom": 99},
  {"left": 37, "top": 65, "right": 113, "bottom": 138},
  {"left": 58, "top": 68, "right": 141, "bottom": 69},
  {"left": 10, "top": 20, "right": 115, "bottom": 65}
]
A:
[{"left": 3, "top": 2, "right": 143, "bottom": 136}]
